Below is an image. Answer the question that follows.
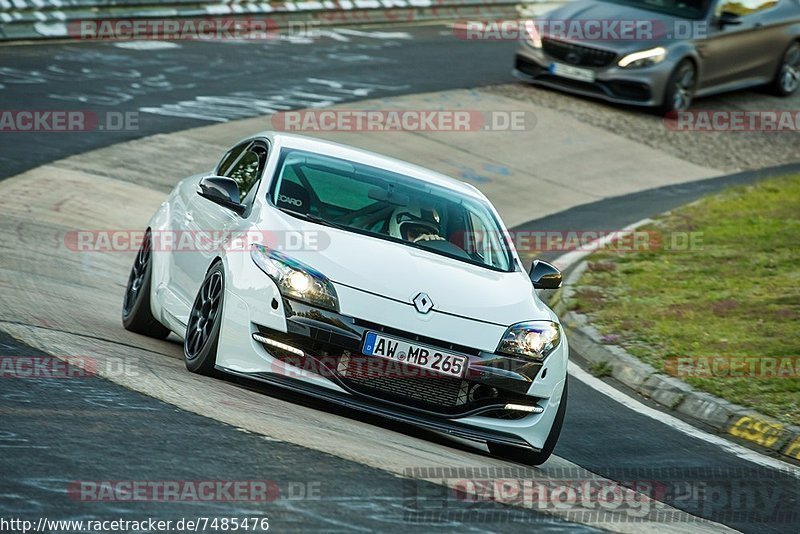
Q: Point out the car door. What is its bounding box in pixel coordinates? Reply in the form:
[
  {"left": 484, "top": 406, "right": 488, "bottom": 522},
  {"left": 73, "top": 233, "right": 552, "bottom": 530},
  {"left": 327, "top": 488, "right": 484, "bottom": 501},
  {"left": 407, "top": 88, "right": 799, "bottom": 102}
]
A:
[
  {"left": 698, "top": 0, "right": 783, "bottom": 90},
  {"left": 165, "top": 141, "right": 248, "bottom": 316},
  {"left": 172, "top": 140, "right": 269, "bottom": 318}
]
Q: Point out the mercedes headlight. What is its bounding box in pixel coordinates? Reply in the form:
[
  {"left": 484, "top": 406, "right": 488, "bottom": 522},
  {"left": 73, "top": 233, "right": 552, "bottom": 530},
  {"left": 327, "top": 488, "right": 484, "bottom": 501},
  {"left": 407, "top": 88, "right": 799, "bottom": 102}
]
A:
[
  {"left": 618, "top": 47, "right": 667, "bottom": 68},
  {"left": 525, "top": 20, "right": 543, "bottom": 49},
  {"left": 251, "top": 244, "right": 339, "bottom": 311},
  {"left": 497, "top": 321, "right": 560, "bottom": 361}
]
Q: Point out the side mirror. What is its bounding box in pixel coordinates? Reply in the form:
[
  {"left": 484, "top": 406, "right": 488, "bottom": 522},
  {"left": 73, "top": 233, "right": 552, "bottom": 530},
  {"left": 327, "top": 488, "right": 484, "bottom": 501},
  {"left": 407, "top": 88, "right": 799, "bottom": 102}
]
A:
[
  {"left": 197, "top": 176, "right": 246, "bottom": 216},
  {"left": 718, "top": 11, "right": 742, "bottom": 27},
  {"left": 529, "top": 260, "right": 562, "bottom": 289}
]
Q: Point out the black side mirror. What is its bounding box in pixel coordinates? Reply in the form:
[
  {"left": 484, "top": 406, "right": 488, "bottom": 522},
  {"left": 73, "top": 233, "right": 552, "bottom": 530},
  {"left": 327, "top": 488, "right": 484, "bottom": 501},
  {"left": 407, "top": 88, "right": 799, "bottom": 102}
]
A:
[
  {"left": 718, "top": 11, "right": 742, "bottom": 27},
  {"left": 197, "top": 176, "right": 246, "bottom": 216},
  {"left": 529, "top": 260, "right": 562, "bottom": 289}
]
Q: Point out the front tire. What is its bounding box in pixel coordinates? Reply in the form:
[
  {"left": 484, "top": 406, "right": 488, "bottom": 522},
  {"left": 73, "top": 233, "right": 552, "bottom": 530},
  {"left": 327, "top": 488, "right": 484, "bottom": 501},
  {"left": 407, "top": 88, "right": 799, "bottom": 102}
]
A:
[
  {"left": 122, "top": 229, "right": 171, "bottom": 339},
  {"left": 488, "top": 380, "right": 568, "bottom": 466},
  {"left": 770, "top": 41, "right": 800, "bottom": 97},
  {"left": 659, "top": 60, "right": 697, "bottom": 115},
  {"left": 183, "top": 262, "right": 225, "bottom": 376}
]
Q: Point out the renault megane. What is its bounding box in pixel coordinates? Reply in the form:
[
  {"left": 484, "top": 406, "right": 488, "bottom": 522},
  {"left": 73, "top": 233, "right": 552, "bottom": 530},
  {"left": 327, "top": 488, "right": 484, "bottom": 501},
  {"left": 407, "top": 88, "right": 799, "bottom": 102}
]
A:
[{"left": 121, "top": 133, "right": 568, "bottom": 465}]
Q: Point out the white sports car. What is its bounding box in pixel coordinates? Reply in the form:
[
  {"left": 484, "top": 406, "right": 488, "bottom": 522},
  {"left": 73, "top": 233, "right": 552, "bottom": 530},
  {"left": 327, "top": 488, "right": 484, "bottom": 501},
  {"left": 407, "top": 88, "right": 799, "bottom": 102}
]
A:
[{"left": 122, "top": 132, "right": 568, "bottom": 465}]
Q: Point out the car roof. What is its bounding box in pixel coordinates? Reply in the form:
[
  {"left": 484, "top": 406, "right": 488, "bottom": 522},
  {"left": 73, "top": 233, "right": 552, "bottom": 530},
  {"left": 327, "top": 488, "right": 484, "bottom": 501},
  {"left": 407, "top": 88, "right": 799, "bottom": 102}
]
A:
[{"left": 254, "top": 131, "right": 487, "bottom": 201}]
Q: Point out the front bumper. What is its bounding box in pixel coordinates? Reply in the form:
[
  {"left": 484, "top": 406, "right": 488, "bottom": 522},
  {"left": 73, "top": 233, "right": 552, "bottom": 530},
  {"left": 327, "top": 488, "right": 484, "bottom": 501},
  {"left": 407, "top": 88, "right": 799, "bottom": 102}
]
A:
[
  {"left": 218, "top": 290, "right": 567, "bottom": 450},
  {"left": 256, "top": 299, "right": 546, "bottom": 419},
  {"left": 514, "top": 43, "right": 672, "bottom": 108},
  {"left": 214, "top": 248, "right": 567, "bottom": 450},
  {"left": 221, "top": 365, "right": 535, "bottom": 448}
]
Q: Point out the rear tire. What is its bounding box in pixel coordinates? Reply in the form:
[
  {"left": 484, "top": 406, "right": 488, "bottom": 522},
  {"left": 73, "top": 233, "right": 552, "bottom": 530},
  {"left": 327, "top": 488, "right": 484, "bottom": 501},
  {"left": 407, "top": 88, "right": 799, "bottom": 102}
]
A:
[
  {"left": 122, "top": 229, "right": 171, "bottom": 339},
  {"left": 488, "top": 380, "right": 568, "bottom": 466},
  {"left": 183, "top": 263, "right": 225, "bottom": 376},
  {"left": 770, "top": 41, "right": 800, "bottom": 97},
  {"left": 658, "top": 60, "right": 697, "bottom": 115}
]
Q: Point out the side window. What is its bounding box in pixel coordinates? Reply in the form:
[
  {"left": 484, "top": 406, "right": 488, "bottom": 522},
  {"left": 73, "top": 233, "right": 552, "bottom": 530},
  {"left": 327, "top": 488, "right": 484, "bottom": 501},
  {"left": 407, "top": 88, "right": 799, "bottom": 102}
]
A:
[
  {"left": 216, "top": 143, "right": 248, "bottom": 176},
  {"left": 717, "top": 0, "right": 778, "bottom": 16},
  {"left": 225, "top": 142, "right": 268, "bottom": 201}
]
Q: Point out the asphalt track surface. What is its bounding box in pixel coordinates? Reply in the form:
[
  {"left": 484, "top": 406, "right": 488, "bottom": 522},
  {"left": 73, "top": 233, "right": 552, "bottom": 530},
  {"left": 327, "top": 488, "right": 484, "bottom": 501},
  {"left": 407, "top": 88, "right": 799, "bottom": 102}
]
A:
[
  {"left": 0, "top": 331, "right": 592, "bottom": 533},
  {"left": 0, "top": 26, "right": 519, "bottom": 179},
  {"left": 1, "top": 25, "right": 798, "bottom": 533}
]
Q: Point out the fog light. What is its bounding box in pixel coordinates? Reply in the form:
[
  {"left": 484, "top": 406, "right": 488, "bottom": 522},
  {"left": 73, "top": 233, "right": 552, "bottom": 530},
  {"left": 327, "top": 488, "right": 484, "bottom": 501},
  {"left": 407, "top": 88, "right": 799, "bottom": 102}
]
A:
[
  {"left": 253, "top": 333, "right": 304, "bottom": 357},
  {"left": 504, "top": 403, "right": 544, "bottom": 414}
]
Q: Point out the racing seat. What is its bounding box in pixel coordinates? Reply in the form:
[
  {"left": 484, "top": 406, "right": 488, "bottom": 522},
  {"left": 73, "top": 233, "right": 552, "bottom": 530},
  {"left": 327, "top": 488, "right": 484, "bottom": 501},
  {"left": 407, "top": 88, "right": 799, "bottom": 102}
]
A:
[{"left": 276, "top": 180, "right": 311, "bottom": 214}]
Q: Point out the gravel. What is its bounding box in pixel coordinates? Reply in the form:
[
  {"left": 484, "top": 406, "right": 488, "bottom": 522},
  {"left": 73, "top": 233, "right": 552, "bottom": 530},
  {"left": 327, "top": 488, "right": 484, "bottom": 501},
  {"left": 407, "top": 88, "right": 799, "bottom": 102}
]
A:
[{"left": 484, "top": 82, "right": 800, "bottom": 173}]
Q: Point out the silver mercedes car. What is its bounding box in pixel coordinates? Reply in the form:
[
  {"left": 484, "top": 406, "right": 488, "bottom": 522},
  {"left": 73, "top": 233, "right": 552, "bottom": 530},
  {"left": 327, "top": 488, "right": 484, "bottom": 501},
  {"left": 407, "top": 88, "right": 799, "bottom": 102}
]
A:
[{"left": 514, "top": 0, "right": 800, "bottom": 112}]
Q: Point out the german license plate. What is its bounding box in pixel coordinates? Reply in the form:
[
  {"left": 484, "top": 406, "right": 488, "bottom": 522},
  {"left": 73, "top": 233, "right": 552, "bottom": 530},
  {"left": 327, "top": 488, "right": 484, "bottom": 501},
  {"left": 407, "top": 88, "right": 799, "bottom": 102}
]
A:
[
  {"left": 362, "top": 331, "right": 468, "bottom": 378},
  {"left": 550, "top": 62, "right": 596, "bottom": 83}
]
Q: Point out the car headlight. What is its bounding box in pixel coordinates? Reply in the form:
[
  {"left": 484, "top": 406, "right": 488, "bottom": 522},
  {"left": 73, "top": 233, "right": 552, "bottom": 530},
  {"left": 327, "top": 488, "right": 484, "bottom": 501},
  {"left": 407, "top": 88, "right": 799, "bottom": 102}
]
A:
[
  {"left": 525, "top": 20, "right": 543, "bottom": 49},
  {"left": 618, "top": 47, "right": 667, "bottom": 68},
  {"left": 497, "top": 321, "right": 560, "bottom": 361},
  {"left": 251, "top": 244, "right": 339, "bottom": 311}
]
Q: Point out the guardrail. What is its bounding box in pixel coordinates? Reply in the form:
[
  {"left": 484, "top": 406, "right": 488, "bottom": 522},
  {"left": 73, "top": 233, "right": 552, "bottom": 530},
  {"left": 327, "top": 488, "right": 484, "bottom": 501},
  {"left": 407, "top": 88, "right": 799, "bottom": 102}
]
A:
[{"left": 0, "top": 0, "right": 566, "bottom": 41}]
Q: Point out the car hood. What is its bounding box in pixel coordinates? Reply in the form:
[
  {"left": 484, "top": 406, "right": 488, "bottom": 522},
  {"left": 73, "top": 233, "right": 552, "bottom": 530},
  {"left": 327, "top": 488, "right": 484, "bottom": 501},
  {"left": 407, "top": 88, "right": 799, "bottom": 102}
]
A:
[
  {"left": 257, "top": 213, "right": 552, "bottom": 327},
  {"left": 543, "top": 0, "right": 682, "bottom": 51}
]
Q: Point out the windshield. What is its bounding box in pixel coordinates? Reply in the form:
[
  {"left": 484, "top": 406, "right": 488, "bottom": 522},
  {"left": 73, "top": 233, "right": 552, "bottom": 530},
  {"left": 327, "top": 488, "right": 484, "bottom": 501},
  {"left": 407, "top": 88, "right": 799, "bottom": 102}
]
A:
[
  {"left": 599, "top": 0, "right": 713, "bottom": 19},
  {"left": 270, "top": 148, "right": 514, "bottom": 272}
]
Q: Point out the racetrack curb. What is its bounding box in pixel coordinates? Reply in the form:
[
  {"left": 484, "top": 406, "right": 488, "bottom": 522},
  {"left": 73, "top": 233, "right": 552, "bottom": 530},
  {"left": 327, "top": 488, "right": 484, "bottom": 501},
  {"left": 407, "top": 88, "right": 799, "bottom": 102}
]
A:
[{"left": 551, "top": 248, "right": 800, "bottom": 465}]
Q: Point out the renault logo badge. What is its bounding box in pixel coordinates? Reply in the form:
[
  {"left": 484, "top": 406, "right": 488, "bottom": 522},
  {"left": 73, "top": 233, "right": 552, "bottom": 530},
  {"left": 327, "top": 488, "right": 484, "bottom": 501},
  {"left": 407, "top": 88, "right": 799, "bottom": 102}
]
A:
[{"left": 413, "top": 292, "right": 434, "bottom": 314}]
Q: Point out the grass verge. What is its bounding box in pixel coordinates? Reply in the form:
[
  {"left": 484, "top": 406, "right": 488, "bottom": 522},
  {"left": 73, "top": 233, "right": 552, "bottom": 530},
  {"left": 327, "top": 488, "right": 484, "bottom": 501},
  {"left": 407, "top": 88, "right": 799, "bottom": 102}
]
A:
[{"left": 571, "top": 174, "right": 800, "bottom": 425}]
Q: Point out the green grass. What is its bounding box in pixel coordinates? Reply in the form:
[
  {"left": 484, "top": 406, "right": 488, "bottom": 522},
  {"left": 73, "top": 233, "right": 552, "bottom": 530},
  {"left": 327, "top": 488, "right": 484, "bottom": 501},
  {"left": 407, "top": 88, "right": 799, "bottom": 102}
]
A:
[
  {"left": 590, "top": 361, "right": 613, "bottom": 378},
  {"left": 572, "top": 174, "right": 800, "bottom": 425}
]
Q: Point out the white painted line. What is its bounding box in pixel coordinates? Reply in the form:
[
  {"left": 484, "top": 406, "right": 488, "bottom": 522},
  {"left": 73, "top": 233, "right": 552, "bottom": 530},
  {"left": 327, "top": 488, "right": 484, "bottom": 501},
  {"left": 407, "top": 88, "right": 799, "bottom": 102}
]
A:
[
  {"left": 32, "top": 21, "right": 66, "bottom": 37},
  {"left": 205, "top": 5, "right": 230, "bottom": 15},
  {"left": 294, "top": 1, "right": 324, "bottom": 11},
  {"left": 322, "top": 29, "right": 352, "bottom": 42},
  {"left": 568, "top": 362, "right": 800, "bottom": 477},
  {"left": 333, "top": 28, "right": 413, "bottom": 40},
  {"left": 113, "top": 41, "right": 181, "bottom": 50}
]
